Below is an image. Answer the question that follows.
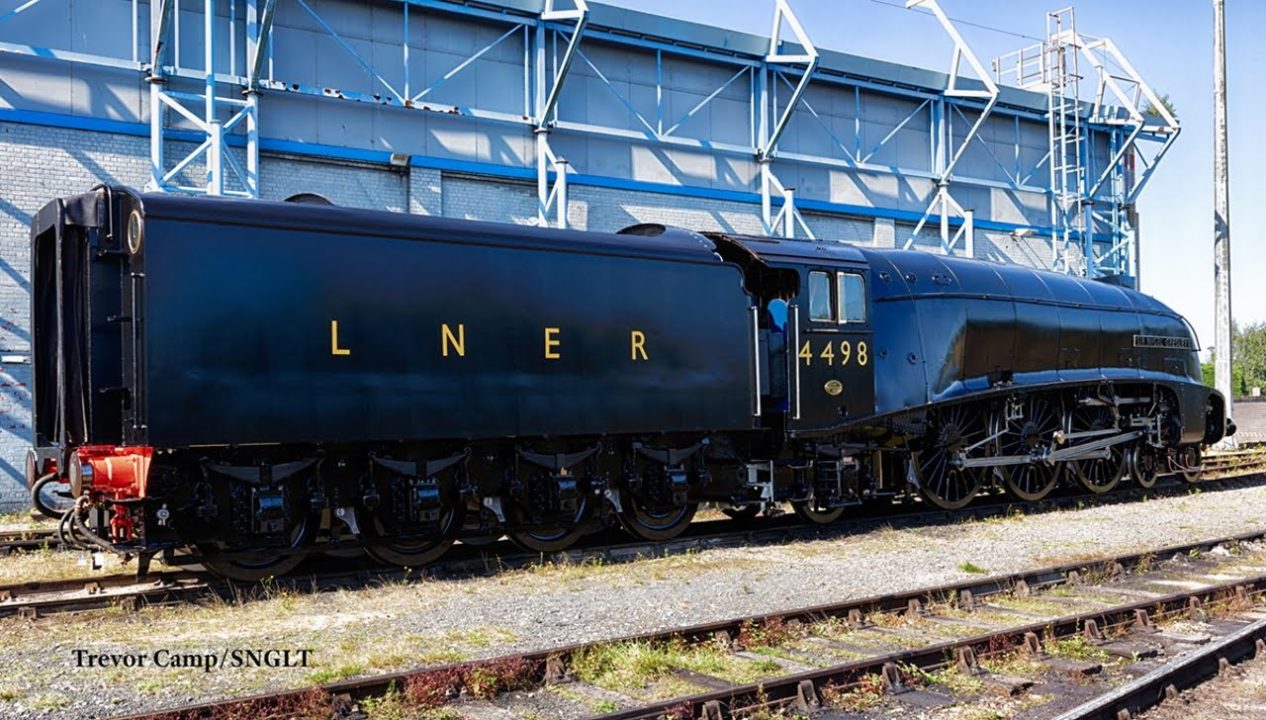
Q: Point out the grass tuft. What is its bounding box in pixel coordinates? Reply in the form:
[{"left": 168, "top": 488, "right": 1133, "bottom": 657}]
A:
[
  {"left": 738, "top": 616, "right": 800, "bottom": 648},
  {"left": 904, "top": 664, "right": 984, "bottom": 696},
  {"left": 29, "top": 693, "right": 70, "bottom": 710},
  {"left": 1045, "top": 634, "right": 1109, "bottom": 662},
  {"left": 821, "top": 674, "right": 885, "bottom": 712},
  {"left": 307, "top": 663, "right": 366, "bottom": 685},
  {"left": 570, "top": 638, "right": 782, "bottom": 694}
]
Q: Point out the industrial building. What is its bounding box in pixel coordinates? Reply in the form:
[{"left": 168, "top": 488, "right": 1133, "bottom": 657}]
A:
[{"left": 0, "top": 0, "right": 1177, "bottom": 509}]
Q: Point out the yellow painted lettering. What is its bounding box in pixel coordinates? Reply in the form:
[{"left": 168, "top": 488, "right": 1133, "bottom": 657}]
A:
[
  {"left": 840, "top": 340, "right": 852, "bottom": 366},
  {"left": 799, "top": 340, "right": 813, "bottom": 366},
  {"left": 330, "top": 320, "right": 351, "bottom": 356},
  {"left": 820, "top": 342, "right": 835, "bottom": 366},
  {"left": 441, "top": 323, "right": 466, "bottom": 357},
  {"left": 858, "top": 341, "right": 870, "bottom": 366},
  {"left": 631, "top": 330, "right": 648, "bottom": 361},
  {"left": 545, "top": 327, "right": 561, "bottom": 360}
]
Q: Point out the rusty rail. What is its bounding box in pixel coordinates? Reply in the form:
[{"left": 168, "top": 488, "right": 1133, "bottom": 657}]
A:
[
  {"left": 0, "top": 527, "right": 59, "bottom": 554},
  {"left": 118, "top": 529, "right": 1266, "bottom": 720},
  {"left": 1053, "top": 617, "right": 1266, "bottom": 720},
  {"left": 0, "top": 570, "right": 210, "bottom": 618}
]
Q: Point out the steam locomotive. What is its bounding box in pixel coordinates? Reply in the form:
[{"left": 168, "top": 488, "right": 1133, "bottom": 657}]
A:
[{"left": 26, "top": 187, "right": 1231, "bottom": 580}]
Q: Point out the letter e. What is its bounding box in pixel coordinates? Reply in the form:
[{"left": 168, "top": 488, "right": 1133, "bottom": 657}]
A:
[{"left": 545, "top": 327, "right": 561, "bottom": 360}]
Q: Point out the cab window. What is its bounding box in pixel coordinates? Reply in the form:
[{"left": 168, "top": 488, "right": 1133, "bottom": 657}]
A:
[
  {"left": 838, "top": 273, "right": 866, "bottom": 323},
  {"left": 808, "top": 272, "right": 833, "bottom": 322}
]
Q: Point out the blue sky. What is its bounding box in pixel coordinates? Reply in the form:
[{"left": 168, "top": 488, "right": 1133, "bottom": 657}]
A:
[{"left": 606, "top": 0, "right": 1265, "bottom": 349}]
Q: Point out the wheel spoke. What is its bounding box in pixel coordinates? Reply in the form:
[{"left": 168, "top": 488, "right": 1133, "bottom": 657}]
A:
[
  {"left": 1000, "top": 396, "right": 1061, "bottom": 501},
  {"left": 1071, "top": 403, "right": 1125, "bottom": 493},
  {"left": 914, "top": 405, "right": 986, "bottom": 510},
  {"left": 1130, "top": 444, "right": 1158, "bottom": 489}
]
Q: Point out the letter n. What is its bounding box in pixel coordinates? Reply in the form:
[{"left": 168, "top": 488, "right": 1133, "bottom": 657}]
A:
[{"left": 442, "top": 323, "right": 466, "bottom": 357}]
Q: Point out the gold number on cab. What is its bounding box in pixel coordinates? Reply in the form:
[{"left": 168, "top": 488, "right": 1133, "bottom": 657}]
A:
[{"left": 799, "top": 340, "right": 869, "bottom": 367}]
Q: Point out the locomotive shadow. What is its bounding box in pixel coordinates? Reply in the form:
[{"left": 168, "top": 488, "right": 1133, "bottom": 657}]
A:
[{"left": 262, "top": 471, "right": 1266, "bottom": 595}]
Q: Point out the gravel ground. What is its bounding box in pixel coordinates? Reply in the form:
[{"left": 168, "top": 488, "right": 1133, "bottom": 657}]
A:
[{"left": 2, "top": 484, "right": 1266, "bottom": 719}]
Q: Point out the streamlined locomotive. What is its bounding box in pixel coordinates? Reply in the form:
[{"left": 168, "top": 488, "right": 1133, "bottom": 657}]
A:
[{"left": 27, "top": 187, "right": 1231, "bottom": 580}]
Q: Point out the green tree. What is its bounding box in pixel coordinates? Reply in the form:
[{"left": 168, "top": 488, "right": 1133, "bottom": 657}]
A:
[
  {"left": 1143, "top": 93, "right": 1179, "bottom": 122},
  {"left": 1234, "top": 322, "right": 1266, "bottom": 393},
  {"left": 1203, "top": 321, "right": 1266, "bottom": 396},
  {"left": 1203, "top": 358, "right": 1247, "bottom": 396}
]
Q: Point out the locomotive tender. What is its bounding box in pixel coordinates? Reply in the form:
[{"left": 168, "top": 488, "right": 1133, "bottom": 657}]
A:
[{"left": 27, "top": 187, "right": 1231, "bottom": 580}]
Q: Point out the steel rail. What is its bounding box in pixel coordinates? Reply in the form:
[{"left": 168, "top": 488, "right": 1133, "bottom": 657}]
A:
[
  {"left": 576, "top": 575, "right": 1266, "bottom": 720},
  {"left": 3, "top": 452, "right": 1259, "bottom": 564},
  {"left": 1053, "top": 617, "right": 1266, "bottom": 720},
  {"left": 0, "top": 527, "right": 59, "bottom": 554},
  {"left": 7, "top": 469, "right": 1266, "bottom": 620},
  {"left": 0, "top": 570, "right": 209, "bottom": 618},
  {"left": 119, "top": 529, "right": 1266, "bottom": 720}
]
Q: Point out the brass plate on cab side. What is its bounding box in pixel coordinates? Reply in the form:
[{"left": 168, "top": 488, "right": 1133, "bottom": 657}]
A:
[{"left": 824, "top": 380, "right": 843, "bottom": 396}]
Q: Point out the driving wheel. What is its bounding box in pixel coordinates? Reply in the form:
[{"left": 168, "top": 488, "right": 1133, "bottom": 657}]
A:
[
  {"left": 998, "top": 397, "right": 1063, "bottom": 501},
  {"left": 912, "top": 404, "right": 991, "bottom": 510}
]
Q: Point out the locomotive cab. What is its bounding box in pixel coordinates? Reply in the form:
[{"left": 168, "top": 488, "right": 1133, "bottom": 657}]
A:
[
  {"left": 789, "top": 266, "right": 875, "bottom": 433},
  {"left": 703, "top": 232, "right": 877, "bottom": 434}
]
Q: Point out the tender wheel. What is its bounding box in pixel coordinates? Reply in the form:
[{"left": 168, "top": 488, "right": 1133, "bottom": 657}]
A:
[
  {"left": 509, "top": 497, "right": 590, "bottom": 553},
  {"left": 998, "top": 396, "right": 1064, "bottom": 501},
  {"left": 1129, "top": 444, "right": 1159, "bottom": 489},
  {"left": 361, "top": 504, "right": 462, "bottom": 568},
  {"left": 206, "top": 554, "right": 310, "bottom": 582},
  {"left": 203, "top": 552, "right": 307, "bottom": 583},
  {"left": 619, "top": 497, "right": 698, "bottom": 541},
  {"left": 1176, "top": 446, "right": 1203, "bottom": 483},
  {"left": 1070, "top": 405, "right": 1127, "bottom": 494},
  {"left": 30, "top": 473, "right": 75, "bottom": 520},
  {"left": 791, "top": 501, "right": 845, "bottom": 525},
  {"left": 509, "top": 525, "right": 587, "bottom": 553},
  {"left": 912, "top": 404, "right": 991, "bottom": 510},
  {"left": 200, "top": 513, "right": 316, "bottom": 582},
  {"left": 366, "top": 535, "right": 454, "bottom": 567}
]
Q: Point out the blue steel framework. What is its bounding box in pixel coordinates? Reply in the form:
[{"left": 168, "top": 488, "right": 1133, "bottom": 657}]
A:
[
  {"left": 993, "top": 6, "right": 1180, "bottom": 280},
  {"left": 903, "top": 0, "right": 997, "bottom": 258},
  {"left": 0, "top": 0, "right": 1176, "bottom": 283}
]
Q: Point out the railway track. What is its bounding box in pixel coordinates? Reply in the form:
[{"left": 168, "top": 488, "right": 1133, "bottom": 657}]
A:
[
  {"left": 0, "top": 451, "right": 1260, "bottom": 562},
  {"left": 0, "top": 526, "right": 58, "bottom": 554},
  {"left": 4, "top": 463, "right": 1266, "bottom": 621},
  {"left": 1200, "top": 448, "right": 1266, "bottom": 478},
  {"left": 0, "top": 570, "right": 210, "bottom": 618},
  {"left": 120, "top": 529, "right": 1266, "bottom": 720}
]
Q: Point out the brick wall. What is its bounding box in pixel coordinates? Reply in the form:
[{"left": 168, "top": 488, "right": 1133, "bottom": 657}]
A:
[
  {"left": 0, "top": 123, "right": 151, "bottom": 510},
  {"left": 0, "top": 122, "right": 433, "bottom": 510}
]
